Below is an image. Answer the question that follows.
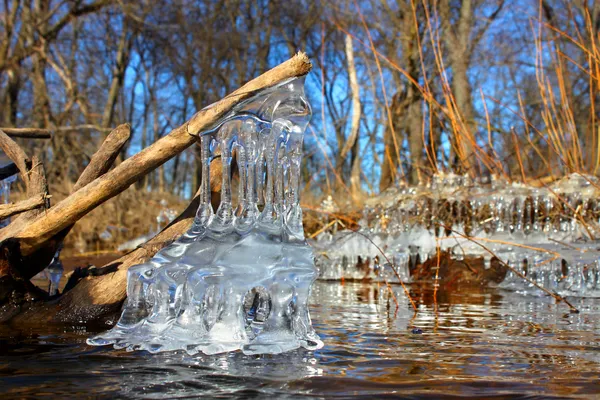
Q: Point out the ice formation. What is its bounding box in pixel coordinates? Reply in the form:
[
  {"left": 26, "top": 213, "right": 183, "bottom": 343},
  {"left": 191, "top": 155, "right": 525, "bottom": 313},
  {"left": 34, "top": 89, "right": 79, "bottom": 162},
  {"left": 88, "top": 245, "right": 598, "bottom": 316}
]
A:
[
  {"left": 0, "top": 173, "right": 17, "bottom": 228},
  {"left": 314, "top": 172, "right": 600, "bottom": 296},
  {"left": 44, "top": 247, "right": 64, "bottom": 296},
  {"left": 88, "top": 77, "right": 323, "bottom": 355}
]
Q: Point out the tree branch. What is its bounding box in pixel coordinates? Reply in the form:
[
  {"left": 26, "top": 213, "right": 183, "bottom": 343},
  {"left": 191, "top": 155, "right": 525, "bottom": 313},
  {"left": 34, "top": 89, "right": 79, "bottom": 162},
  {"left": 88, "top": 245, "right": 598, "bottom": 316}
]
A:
[
  {"left": 0, "top": 163, "right": 19, "bottom": 181},
  {"left": 74, "top": 123, "right": 131, "bottom": 191},
  {"left": 0, "top": 195, "right": 46, "bottom": 220},
  {"left": 0, "top": 129, "right": 31, "bottom": 181},
  {"left": 0, "top": 127, "right": 52, "bottom": 139}
]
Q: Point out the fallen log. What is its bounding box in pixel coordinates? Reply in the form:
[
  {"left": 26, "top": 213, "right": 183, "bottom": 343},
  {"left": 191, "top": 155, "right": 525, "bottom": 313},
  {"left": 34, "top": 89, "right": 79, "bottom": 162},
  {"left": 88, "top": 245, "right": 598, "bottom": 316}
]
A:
[
  {"left": 4, "top": 159, "right": 224, "bottom": 325},
  {"left": 0, "top": 125, "right": 130, "bottom": 303}
]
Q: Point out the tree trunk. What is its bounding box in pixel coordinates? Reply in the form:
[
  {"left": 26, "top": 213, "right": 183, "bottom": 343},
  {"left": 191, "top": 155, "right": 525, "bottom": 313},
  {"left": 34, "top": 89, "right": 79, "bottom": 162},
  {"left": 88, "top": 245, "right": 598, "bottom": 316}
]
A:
[
  {"left": 450, "top": 59, "right": 476, "bottom": 172},
  {"left": 101, "top": 23, "right": 133, "bottom": 129},
  {"left": 342, "top": 34, "right": 362, "bottom": 196}
]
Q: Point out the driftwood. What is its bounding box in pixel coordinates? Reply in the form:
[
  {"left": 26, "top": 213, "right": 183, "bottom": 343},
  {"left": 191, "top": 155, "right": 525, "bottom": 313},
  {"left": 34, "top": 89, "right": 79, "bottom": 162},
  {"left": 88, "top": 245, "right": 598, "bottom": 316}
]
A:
[
  {"left": 0, "top": 195, "right": 47, "bottom": 220},
  {"left": 6, "top": 161, "right": 223, "bottom": 326},
  {"left": 0, "top": 125, "right": 130, "bottom": 302},
  {"left": 0, "top": 53, "right": 312, "bottom": 324}
]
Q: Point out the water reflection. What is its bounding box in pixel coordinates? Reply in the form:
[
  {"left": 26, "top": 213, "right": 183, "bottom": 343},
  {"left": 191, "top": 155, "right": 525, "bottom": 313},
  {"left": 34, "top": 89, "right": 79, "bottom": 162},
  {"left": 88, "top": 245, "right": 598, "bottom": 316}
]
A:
[{"left": 1, "top": 282, "right": 600, "bottom": 398}]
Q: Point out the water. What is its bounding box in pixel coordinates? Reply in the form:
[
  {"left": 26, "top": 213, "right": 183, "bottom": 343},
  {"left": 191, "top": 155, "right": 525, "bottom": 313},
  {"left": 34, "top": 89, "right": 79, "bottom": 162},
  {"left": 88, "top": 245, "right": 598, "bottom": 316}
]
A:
[{"left": 2, "top": 281, "right": 600, "bottom": 399}]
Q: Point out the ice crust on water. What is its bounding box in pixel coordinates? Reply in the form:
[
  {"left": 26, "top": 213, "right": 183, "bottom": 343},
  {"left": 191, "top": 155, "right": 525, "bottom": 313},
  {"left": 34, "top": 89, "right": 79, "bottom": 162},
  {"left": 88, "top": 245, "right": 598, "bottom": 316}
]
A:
[
  {"left": 87, "top": 77, "right": 323, "bottom": 355},
  {"left": 314, "top": 172, "right": 600, "bottom": 296}
]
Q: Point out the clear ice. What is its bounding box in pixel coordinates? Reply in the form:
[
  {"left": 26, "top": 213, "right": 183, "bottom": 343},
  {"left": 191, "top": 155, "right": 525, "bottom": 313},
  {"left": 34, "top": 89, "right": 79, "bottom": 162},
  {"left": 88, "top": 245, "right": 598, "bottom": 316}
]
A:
[
  {"left": 0, "top": 173, "right": 17, "bottom": 228},
  {"left": 314, "top": 172, "right": 600, "bottom": 297},
  {"left": 87, "top": 77, "right": 324, "bottom": 355}
]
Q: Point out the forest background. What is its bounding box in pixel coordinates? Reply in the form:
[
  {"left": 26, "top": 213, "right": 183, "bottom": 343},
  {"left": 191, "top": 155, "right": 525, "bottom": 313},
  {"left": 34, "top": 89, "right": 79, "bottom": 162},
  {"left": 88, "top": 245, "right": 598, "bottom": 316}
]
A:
[{"left": 1, "top": 0, "right": 598, "bottom": 254}]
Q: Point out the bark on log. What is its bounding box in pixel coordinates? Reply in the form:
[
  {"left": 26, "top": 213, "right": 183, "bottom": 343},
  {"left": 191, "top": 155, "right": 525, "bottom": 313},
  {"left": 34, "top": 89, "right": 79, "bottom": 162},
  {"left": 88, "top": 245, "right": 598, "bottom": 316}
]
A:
[{"left": 0, "top": 195, "right": 46, "bottom": 220}]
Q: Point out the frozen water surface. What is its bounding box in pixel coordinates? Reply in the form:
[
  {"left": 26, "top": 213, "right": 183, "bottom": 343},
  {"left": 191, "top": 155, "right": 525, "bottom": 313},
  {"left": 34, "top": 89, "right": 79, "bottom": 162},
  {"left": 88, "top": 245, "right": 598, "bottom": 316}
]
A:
[{"left": 88, "top": 77, "right": 323, "bottom": 355}]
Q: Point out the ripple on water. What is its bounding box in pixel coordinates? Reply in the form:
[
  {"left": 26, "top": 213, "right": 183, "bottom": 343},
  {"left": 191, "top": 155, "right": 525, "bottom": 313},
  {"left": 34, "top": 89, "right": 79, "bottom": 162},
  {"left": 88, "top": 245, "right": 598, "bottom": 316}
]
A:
[{"left": 1, "top": 281, "right": 600, "bottom": 399}]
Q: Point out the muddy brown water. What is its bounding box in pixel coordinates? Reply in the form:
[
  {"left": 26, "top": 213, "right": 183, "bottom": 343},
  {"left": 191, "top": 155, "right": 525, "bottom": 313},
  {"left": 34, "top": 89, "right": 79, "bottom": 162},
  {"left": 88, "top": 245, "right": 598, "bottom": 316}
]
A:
[{"left": 1, "top": 281, "right": 599, "bottom": 399}]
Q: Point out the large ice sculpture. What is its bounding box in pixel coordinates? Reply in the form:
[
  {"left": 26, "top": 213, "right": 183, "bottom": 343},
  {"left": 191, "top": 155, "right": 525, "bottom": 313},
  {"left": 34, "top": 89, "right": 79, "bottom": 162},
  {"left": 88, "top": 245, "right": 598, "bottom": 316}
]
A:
[{"left": 87, "top": 77, "right": 323, "bottom": 355}]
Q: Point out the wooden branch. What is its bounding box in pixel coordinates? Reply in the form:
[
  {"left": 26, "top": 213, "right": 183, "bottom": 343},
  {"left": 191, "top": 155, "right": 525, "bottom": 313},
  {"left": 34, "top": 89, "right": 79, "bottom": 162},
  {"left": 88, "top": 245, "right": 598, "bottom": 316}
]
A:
[
  {"left": 0, "top": 125, "right": 118, "bottom": 140},
  {"left": 0, "top": 132, "right": 50, "bottom": 251},
  {"left": 0, "top": 128, "right": 52, "bottom": 139},
  {"left": 0, "top": 129, "right": 31, "bottom": 180},
  {"left": 0, "top": 124, "right": 131, "bottom": 283},
  {"left": 3, "top": 161, "right": 224, "bottom": 325},
  {"left": 0, "top": 163, "right": 18, "bottom": 181},
  {"left": 0, "top": 195, "right": 46, "bottom": 220},
  {"left": 74, "top": 123, "right": 131, "bottom": 191},
  {"left": 11, "top": 53, "right": 312, "bottom": 257}
]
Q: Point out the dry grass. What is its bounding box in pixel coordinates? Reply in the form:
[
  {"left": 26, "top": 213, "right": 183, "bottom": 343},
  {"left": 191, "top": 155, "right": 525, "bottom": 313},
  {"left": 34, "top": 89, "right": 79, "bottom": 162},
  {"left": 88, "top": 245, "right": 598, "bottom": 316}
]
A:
[{"left": 305, "top": 1, "right": 600, "bottom": 235}]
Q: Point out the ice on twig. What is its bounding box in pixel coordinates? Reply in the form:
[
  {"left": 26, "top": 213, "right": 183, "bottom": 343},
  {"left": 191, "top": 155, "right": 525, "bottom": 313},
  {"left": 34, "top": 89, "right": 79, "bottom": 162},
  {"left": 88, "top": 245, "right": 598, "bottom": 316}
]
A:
[{"left": 88, "top": 77, "right": 323, "bottom": 355}]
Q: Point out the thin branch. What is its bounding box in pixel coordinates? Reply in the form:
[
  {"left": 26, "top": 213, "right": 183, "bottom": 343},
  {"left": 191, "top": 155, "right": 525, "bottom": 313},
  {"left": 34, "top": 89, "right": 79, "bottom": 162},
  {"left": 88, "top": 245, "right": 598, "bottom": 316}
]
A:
[{"left": 0, "top": 195, "right": 46, "bottom": 220}]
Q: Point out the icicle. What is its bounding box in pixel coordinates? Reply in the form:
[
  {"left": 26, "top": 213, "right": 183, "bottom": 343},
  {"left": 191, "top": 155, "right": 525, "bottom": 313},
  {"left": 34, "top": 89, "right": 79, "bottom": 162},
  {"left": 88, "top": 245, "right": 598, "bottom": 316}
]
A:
[{"left": 88, "top": 76, "right": 322, "bottom": 355}]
